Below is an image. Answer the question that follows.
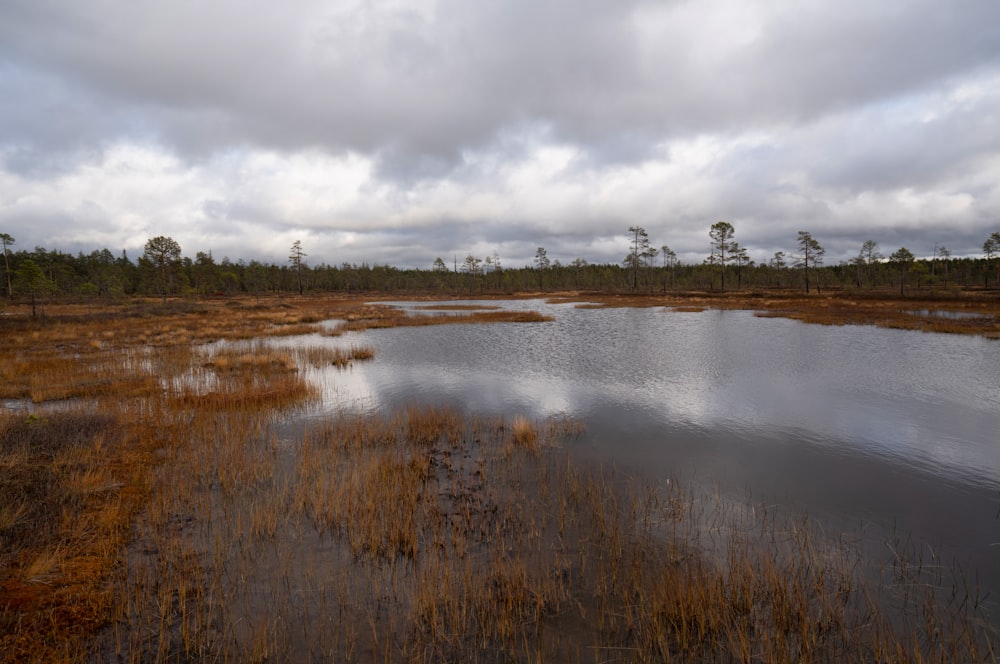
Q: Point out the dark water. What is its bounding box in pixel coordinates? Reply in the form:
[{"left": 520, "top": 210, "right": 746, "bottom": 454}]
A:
[{"left": 287, "top": 299, "right": 1000, "bottom": 601}]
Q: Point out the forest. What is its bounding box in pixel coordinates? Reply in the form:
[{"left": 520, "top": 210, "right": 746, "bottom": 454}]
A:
[{"left": 1, "top": 228, "right": 999, "bottom": 304}]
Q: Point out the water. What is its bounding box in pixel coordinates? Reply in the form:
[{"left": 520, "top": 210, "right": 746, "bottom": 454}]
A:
[
  {"left": 907, "top": 308, "right": 994, "bottom": 320},
  {"left": 282, "top": 299, "right": 1000, "bottom": 599}
]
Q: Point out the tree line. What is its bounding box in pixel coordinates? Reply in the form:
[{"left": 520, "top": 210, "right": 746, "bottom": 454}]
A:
[{"left": 1, "top": 227, "right": 999, "bottom": 309}]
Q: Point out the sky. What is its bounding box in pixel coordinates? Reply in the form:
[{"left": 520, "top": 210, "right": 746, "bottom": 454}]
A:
[{"left": 1, "top": 0, "right": 999, "bottom": 270}]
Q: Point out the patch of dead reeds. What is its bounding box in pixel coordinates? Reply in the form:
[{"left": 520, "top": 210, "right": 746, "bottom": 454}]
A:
[
  {"left": 335, "top": 307, "right": 554, "bottom": 332},
  {"left": 2, "top": 294, "right": 996, "bottom": 662}
]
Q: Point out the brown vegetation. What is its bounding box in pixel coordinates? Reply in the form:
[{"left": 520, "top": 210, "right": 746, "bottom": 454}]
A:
[
  {"left": 1, "top": 294, "right": 996, "bottom": 662},
  {"left": 336, "top": 305, "right": 554, "bottom": 332},
  {"left": 0, "top": 295, "right": 374, "bottom": 661},
  {"left": 552, "top": 290, "right": 1000, "bottom": 338}
]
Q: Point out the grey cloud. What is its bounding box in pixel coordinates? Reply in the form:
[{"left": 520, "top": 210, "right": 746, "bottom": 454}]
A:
[
  {"left": 5, "top": 0, "right": 999, "bottom": 173},
  {"left": 2, "top": 0, "right": 999, "bottom": 267},
  {"left": 0, "top": 65, "right": 124, "bottom": 176},
  {"left": 712, "top": 0, "right": 1000, "bottom": 125}
]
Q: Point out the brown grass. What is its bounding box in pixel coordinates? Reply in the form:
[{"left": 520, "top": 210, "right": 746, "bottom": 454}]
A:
[
  {"left": 509, "top": 415, "right": 539, "bottom": 452},
  {"left": 411, "top": 304, "right": 502, "bottom": 311},
  {"left": 0, "top": 295, "right": 372, "bottom": 661},
  {"left": 1, "top": 293, "right": 996, "bottom": 662},
  {"left": 335, "top": 307, "right": 554, "bottom": 332},
  {"left": 553, "top": 290, "right": 1000, "bottom": 338},
  {"left": 0, "top": 411, "right": 147, "bottom": 661}
]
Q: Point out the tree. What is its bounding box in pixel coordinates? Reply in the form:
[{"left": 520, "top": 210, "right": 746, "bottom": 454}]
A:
[
  {"left": 14, "top": 258, "right": 54, "bottom": 317},
  {"left": 192, "top": 251, "right": 218, "bottom": 294},
  {"left": 461, "top": 254, "right": 482, "bottom": 274},
  {"left": 661, "top": 245, "right": 678, "bottom": 290},
  {"left": 481, "top": 251, "right": 503, "bottom": 290},
  {"left": 730, "top": 242, "right": 750, "bottom": 289},
  {"left": 83, "top": 248, "right": 123, "bottom": 297},
  {"left": 289, "top": 240, "right": 307, "bottom": 294},
  {"left": 0, "top": 232, "right": 14, "bottom": 297},
  {"left": 889, "top": 247, "right": 915, "bottom": 295},
  {"left": 794, "top": 231, "right": 825, "bottom": 293},
  {"left": 78, "top": 281, "right": 99, "bottom": 314},
  {"left": 488, "top": 251, "right": 502, "bottom": 289},
  {"left": 984, "top": 232, "right": 1000, "bottom": 288},
  {"left": 143, "top": 236, "right": 182, "bottom": 303},
  {"left": 243, "top": 260, "right": 268, "bottom": 300},
  {"left": 534, "top": 247, "right": 550, "bottom": 290},
  {"left": 432, "top": 257, "right": 449, "bottom": 273},
  {"left": 859, "top": 240, "right": 882, "bottom": 288},
  {"left": 848, "top": 254, "right": 866, "bottom": 289},
  {"left": 708, "top": 221, "right": 735, "bottom": 291},
  {"left": 936, "top": 245, "right": 952, "bottom": 286},
  {"left": 767, "top": 251, "right": 788, "bottom": 287},
  {"left": 460, "top": 254, "right": 483, "bottom": 292},
  {"left": 624, "top": 226, "right": 657, "bottom": 291},
  {"left": 624, "top": 226, "right": 647, "bottom": 291},
  {"left": 570, "top": 257, "right": 588, "bottom": 290}
]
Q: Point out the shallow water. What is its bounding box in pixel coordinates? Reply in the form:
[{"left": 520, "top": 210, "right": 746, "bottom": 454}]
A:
[
  {"left": 279, "top": 299, "right": 1000, "bottom": 600},
  {"left": 906, "top": 308, "right": 994, "bottom": 320}
]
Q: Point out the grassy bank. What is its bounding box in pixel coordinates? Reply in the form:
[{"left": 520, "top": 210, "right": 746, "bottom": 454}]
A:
[
  {"left": 1, "top": 294, "right": 996, "bottom": 661},
  {"left": 548, "top": 289, "right": 1000, "bottom": 338}
]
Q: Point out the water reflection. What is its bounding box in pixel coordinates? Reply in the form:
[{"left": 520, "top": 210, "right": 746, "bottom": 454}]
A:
[
  {"left": 291, "top": 300, "right": 1000, "bottom": 486},
  {"left": 270, "top": 299, "right": 1000, "bottom": 597},
  {"left": 906, "top": 309, "right": 993, "bottom": 320}
]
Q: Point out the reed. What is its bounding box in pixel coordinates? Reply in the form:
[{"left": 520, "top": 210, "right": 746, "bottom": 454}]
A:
[
  {"left": 336, "top": 308, "right": 554, "bottom": 333},
  {"left": 554, "top": 291, "right": 1000, "bottom": 338},
  {"left": 509, "top": 415, "right": 539, "bottom": 452},
  {"left": 296, "top": 344, "right": 376, "bottom": 367},
  {"left": 2, "top": 294, "right": 996, "bottom": 662},
  {"left": 412, "top": 304, "right": 502, "bottom": 311}
]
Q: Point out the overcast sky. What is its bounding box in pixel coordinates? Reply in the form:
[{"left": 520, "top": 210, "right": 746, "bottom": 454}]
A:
[{"left": 2, "top": 0, "right": 999, "bottom": 269}]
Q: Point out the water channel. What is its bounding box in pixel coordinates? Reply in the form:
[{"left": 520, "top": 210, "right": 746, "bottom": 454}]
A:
[{"left": 280, "top": 299, "right": 1000, "bottom": 605}]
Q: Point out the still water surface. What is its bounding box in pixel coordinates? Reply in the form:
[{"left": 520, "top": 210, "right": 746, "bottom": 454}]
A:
[{"left": 289, "top": 300, "right": 1000, "bottom": 598}]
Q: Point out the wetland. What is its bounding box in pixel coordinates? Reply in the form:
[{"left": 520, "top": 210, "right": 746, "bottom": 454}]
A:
[{"left": 1, "top": 293, "right": 998, "bottom": 662}]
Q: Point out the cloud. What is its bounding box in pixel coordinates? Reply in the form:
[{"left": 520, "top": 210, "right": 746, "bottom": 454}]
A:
[{"left": 1, "top": 0, "right": 999, "bottom": 268}]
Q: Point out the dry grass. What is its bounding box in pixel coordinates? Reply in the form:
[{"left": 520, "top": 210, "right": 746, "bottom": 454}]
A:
[
  {"left": 1, "top": 294, "right": 996, "bottom": 662},
  {"left": 297, "top": 344, "right": 376, "bottom": 367},
  {"left": 0, "top": 411, "right": 146, "bottom": 661},
  {"left": 553, "top": 291, "right": 1000, "bottom": 338},
  {"left": 411, "top": 304, "right": 503, "bottom": 311},
  {"left": 0, "top": 295, "right": 370, "bottom": 662},
  {"left": 335, "top": 306, "right": 554, "bottom": 332},
  {"left": 510, "top": 415, "right": 539, "bottom": 452}
]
